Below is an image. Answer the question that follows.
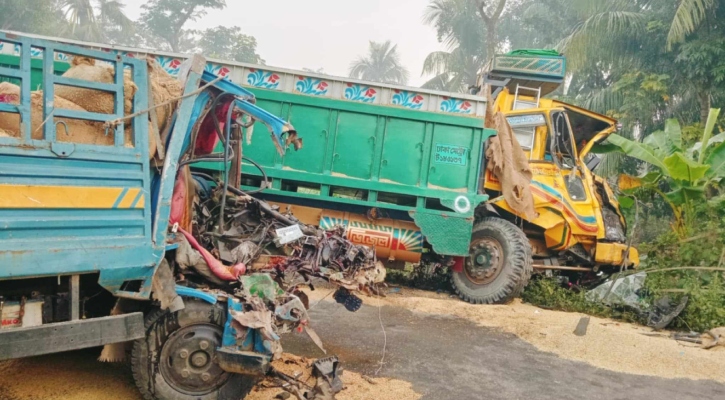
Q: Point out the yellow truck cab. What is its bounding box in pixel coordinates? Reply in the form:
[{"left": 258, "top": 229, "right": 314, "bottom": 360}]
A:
[{"left": 478, "top": 52, "right": 639, "bottom": 279}]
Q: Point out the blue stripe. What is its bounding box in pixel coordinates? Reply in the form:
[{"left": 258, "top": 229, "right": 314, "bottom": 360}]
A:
[
  {"left": 129, "top": 190, "right": 144, "bottom": 208},
  {"left": 112, "top": 187, "right": 129, "bottom": 209},
  {"left": 531, "top": 181, "right": 598, "bottom": 224}
]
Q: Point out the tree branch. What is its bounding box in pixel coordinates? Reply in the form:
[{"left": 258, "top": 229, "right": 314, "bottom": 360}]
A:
[
  {"left": 477, "top": 0, "right": 506, "bottom": 23},
  {"left": 477, "top": 1, "right": 491, "bottom": 24},
  {"left": 492, "top": 0, "right": 506, "bottom": 20}
]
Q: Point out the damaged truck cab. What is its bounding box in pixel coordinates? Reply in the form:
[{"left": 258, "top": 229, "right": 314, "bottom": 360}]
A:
[
  {"left": 0, "top": 32, "right": 366, "bottom": 400},
  {"left": 479, "top": 51, "right": 639, "bottom": 277}
]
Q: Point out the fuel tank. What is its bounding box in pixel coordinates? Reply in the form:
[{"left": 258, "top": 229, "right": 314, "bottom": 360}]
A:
[{"left": 268, "top": 203, "right": 423, "bottom": 263}]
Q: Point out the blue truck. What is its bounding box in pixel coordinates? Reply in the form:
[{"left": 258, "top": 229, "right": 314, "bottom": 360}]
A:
[{"left": 0, "top": 32, "right": 375, "bottom": 399}]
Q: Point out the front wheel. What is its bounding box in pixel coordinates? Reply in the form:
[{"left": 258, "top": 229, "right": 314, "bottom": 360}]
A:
[
  {"left": 451, "top": 217, "right": 533, "bottom": 304},
  {"left": 131, "top": 299, "right": 256, "bottom": 400}
]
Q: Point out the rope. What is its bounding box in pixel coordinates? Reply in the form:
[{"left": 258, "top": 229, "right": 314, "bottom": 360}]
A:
[{"left": 103, "top": 75, "right": 226, "bottom": 130}]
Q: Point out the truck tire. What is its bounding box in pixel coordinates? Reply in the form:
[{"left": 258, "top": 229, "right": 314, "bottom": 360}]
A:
[
  {"left": 451, "top": 217, "right": 533, "bottom": 304},
  {"left": 131, "top": 299, "right": 256, "bottom": 400}
]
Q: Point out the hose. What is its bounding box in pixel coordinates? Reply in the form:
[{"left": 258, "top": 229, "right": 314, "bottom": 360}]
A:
[{"left": 240, "top": 156, "right": 269, "bottom": 194}]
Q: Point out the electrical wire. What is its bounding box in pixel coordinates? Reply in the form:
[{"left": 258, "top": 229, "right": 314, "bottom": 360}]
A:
[{"left": 240, "top": 156, "right": 269, "bottom": 194}]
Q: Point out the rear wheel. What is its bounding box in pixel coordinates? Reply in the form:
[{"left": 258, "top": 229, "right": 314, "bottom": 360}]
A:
[
  {"left": 451, "top": 217, "right": 533, "bottom": 304},
  {"left": 131, "top": 299, "right": 256, "bottom": 400}
]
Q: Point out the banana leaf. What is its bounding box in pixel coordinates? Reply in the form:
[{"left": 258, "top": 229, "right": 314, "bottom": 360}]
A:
[
  {"left": 607, "top": 134, "right": 667, "bottom": 170},
  {"left": 705, "top": 140, "right": 725, "bottom": 179},
  {"left": 663, "top": 152, "right": 710, "bottom": 182}
]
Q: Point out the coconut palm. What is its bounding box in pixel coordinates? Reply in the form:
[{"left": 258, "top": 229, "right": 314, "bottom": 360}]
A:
[
  {"left": 421, "top": 0, "right": 487, "bottom": 92},
  {"left": 60, "top": 0, "right": 133, "bottom": 42},
  {"left": 348, "top": 41, "right": 410, "bottom": 85}
]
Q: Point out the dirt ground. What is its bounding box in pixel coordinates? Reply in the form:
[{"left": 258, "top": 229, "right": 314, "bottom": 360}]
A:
[
  {"left": 356, "top": 289, "right": 725, "bottom": 382},
  {"left": 351, "top": 287, "right": 725, "bottom": 383},
  {"left": 0, "top": 287, "right": 723, "bottom": 399}
]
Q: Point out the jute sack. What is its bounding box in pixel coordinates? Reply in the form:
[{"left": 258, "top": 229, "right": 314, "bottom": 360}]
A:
[
  {"left": 55, "top": 56, "right": 137, "bottom": 116},
  {"left": 0, "top": 82, "right": 133, "bottom": 147},
  {"left": 146, "top": 57, "right": 183, "bottom": 134}
]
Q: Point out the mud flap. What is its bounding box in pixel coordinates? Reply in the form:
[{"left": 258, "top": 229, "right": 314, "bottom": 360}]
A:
[{"left": 151, "top": 259, "right": 185, "bottom": 312}]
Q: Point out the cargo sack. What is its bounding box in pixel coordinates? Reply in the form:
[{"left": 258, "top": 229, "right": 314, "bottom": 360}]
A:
[
  {"left": 146, "top": 56, "right": 183, "bottom": 136},
  {"left": 0, "top": 82, "right": 133, "bottom": 147},
  {"left": 484, "top": 87, "right": 536, "bottom": 220},
  {"left": 55, "top": 56, "right": 137, "bottom": 116}
]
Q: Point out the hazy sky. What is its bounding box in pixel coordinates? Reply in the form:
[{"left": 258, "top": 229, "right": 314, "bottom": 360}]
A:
[{"left": 121, "top": 0, "right": 446, "bottom": 86}]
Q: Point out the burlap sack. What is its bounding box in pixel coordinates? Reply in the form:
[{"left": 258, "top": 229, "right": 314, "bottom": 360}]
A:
[
  {"left": 55, "top": 56, "right": 137, "bottom": 116},
  {"left": 484, "top": 87, "right": 536, "bottom": 220},
  {"left": 0, "top": 82, "right": 133, "bottom": 147},
  {"left": 146, "top": 56, "right": 183, "bottom": 134}
]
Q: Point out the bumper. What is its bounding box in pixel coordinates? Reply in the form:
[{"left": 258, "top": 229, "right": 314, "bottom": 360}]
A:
[
  {"left": 595, "top": 242, "right": 639, "bottom": 267},
  {"left": 0, "top": 313, "right": 144, "bottom": 361}
]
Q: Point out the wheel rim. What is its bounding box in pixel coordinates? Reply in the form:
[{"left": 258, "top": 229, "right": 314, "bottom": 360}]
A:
[
  {"left": 464, "top": 236, "right": 504, "bottom": 285},
  {"left": 159, "top": 323, "right": 228, "bottom": 395}
]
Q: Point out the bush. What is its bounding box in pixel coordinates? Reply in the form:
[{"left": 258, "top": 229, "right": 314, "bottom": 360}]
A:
[
  {"left": 640, "top": 217, "right": 725, "bottom": 332},
  {"left": 522, "top": 278, "right": 642, "bottom": 323},
  {"left": 523, "top": 203, "right": 725, "bottom": 332}
]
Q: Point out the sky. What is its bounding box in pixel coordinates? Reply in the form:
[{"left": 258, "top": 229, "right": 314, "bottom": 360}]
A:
[{"left": 121, "top": 0, "right": 447, "bottom": 86}]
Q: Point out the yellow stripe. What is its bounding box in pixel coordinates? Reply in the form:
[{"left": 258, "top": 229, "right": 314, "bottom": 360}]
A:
[
  {"left": 0, "top": 184, "right": 143, "bottom": 209},
  {"left": 117, "top": 188, "right": 140, "bottom": 208}
]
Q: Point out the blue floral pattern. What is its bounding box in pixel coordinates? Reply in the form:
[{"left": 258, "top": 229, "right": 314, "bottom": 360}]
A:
[
  {"left": 440, "top": 97, "right": 473, "bottom": 114},
  {"left": 156, "top": 56, "right": 182, "bottom": 76},
  {"left": 295, "top": 76, "right": 329, "bottom": 95},
  {"left": 344, "top": 84, "right": 377, "bottom": 103},
  {"left": 246, "top": 69, "right": 281, "bottom": 89},
  {"left": 391, "top": 90, "right": 424, "bottom": 110}
]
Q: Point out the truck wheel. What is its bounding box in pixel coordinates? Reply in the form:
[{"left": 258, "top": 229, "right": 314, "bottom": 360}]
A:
[
  {"left": 451, "top": 217, "right": 533, "bottom": 304},
  {"left": 131, "top": 299, "right": 256, "bottom": 400}
]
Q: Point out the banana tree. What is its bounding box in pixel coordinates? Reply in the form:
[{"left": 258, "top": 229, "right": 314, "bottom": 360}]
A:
[{"left": 604, "top": 109, "right": 722, "bottom": 237}]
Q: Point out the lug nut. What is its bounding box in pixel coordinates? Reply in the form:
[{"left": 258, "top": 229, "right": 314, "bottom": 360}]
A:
[
  {"left": 199, "top": 340, "right": 209, "bottom": 350},
  {"left": 179, "top": 349, "right": 189, "bottom": 359},
  {"left": 181, "top": 370, "right": 190, "bottom": 378},
  {"left": 201, "top": 373, "right": 211, "bottom": 382}
]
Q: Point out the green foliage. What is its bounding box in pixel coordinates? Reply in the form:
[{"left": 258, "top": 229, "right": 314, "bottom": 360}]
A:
[
  {"left": 607, "top": 113, "right": 722, "bottom": 235},
  {"left": 0, "top": 0, "right": 61, "bottom": 35},
  {"left": 140, "top": 0, "right": 226, "bottom": 52},
  {"left": 349, "top": 41, "right": 410, "bottom": 85},
  {"left": 196, "top": 26, "right": 264, "bottom": 64},
  {"left": 640, "top": 211, "right": 725, "bottom": 332},
  {"left": 522, "top": 278, "right": 641, "bottom": 322},
  {"left": 667, "top": 0, "right": 717, "bottom": 50},
  {"left": 421, "top": 0, "right": 487, "bottom": 92},
  {"left": 58, "top": 0, "right": 134, "bottom": 43}
]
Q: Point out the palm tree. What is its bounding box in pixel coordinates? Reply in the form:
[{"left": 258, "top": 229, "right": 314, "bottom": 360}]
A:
[
  {"left": 421, "top": 0, "right": 488, "bottom": 92},
  {"left": 348, "top": 41, "right": 410, "bottom": 85},
  {"left": 667, "top": 0, "right": 719, "bottom": 49},
  {"left": 60, "top": 0, "right": 133, "bottom": 42},
  {"left": 421, "top": 47, "right": 482, "bottom": 91}
]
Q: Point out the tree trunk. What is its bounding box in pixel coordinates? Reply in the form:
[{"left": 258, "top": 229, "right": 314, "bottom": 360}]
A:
[
  {"left": 170, "top": 37, "right": 179, "bottom": 53},
  {"left": 486, "top": 22, "right": 497, "bottom": 62},
  {"left": 699, "top": 92, "right": 711, "bottom": 124}
]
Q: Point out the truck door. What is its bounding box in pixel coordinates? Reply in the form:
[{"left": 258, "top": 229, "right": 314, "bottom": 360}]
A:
[{"left": 544, "top": 110, "right": 600, "bottom": 237}]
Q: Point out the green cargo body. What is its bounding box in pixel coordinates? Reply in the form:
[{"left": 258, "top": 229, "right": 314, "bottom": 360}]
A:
[{"left": 232, "top": 88, "right": 496, "bottom": 256}]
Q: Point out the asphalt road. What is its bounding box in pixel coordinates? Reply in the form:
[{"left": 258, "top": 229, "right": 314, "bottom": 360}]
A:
[{"left": 282, "top": 299, "right": 725, "bottom": 400}]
